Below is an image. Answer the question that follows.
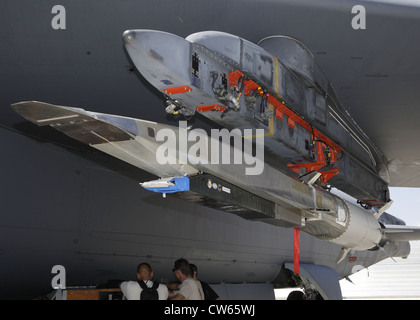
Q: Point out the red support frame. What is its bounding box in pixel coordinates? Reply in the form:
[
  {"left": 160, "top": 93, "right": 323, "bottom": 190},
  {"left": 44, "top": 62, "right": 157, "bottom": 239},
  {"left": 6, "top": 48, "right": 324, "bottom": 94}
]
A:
[
  {"left": 228, "top": 70, "right": 342, "bottom": 184},
  {"left": 294, "top": 227, "right": 300, "bottom": 275},
  {"left": 196, "top": 104, "right": 227, "bottom": 112},
  {"left": 164, "top": 86, "right": 192, "bottom": 95}
]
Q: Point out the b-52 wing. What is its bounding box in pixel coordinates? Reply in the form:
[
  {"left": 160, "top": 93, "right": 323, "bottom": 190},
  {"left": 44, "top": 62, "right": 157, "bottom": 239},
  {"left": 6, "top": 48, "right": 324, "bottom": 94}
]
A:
[{"left": 382, "top": 225, "right": 420, "bottom": 243}]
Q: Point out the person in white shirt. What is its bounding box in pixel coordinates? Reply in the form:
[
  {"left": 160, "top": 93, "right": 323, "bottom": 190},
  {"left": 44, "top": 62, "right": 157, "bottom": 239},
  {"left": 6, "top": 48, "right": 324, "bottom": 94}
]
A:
[
  {"left": 169, "top": 258, "right": 203, "bottom": 300},
  {"left": 120, "top": 262, "right": 168, "bottom": 300}
]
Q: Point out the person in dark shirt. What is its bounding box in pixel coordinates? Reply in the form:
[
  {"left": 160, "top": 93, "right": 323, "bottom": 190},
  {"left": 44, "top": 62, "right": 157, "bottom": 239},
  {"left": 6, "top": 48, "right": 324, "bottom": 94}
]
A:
[{"left": 189, "top": 263, "right": 221, "bottom": 300}]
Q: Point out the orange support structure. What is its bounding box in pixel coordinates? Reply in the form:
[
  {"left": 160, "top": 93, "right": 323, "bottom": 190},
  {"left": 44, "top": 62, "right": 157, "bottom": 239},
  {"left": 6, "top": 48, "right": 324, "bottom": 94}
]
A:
[
  {"left": 294, "top": 227, "right": 300, "bottom": 275},
  {"left": 196, "top": 104, "right": 227, "bottom": 112},
  {"left": 164, "top": 86, "right": 192, "bottom": 95},
  {"left": 228, "top": 70, "right": 342, "bottom": 184},
  {"left": 287, "top": 141, "right": 340, "bottom": 184}
]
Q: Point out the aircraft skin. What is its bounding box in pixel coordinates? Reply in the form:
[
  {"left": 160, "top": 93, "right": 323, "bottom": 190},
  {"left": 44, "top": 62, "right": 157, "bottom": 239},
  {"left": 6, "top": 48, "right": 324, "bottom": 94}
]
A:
[{"left": 1, "top": 0, "right": 420, "bottom": 299}]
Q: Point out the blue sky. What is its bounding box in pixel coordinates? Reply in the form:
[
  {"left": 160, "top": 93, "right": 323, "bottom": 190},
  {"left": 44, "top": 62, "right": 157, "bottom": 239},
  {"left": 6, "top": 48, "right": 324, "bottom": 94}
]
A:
[{"left": 387, "top": 187, "right": 420, "bottom": 227}]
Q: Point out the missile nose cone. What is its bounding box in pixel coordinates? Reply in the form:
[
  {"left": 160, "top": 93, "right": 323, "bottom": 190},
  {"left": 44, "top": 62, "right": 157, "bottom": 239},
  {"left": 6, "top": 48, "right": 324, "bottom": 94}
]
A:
[
  {"left": 122, "top": 30, "right": 136, "bottom": 45},
  {"left": 122, "top": 30, "right": 192, "bottom": 90}
]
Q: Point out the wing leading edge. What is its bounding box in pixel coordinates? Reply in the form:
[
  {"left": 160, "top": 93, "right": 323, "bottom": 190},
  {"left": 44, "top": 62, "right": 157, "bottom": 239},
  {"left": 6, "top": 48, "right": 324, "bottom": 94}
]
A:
[{"left": 11, "top": 101, "right": 199, "bottom": 179}]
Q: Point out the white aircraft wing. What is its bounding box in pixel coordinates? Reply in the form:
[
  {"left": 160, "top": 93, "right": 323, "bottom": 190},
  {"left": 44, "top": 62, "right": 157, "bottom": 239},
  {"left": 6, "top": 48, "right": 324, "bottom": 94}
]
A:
[{"left": 383, "top": 225, "right": 420, "bottom": 242}]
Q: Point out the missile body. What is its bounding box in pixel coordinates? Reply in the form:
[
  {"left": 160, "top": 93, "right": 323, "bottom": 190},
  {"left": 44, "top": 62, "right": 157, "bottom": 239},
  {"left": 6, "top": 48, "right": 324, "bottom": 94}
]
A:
[{"left": 12, "top": 101, "right": 390, "bottom": 254}]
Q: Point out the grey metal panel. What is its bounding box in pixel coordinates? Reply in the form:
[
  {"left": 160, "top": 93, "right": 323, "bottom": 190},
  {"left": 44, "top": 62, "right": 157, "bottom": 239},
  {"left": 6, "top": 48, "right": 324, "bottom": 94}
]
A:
[
  {"left": 330, "top": 152, "right": 389, "bottom": 205},
  {"left": 211, "top": 283, "right": 275, "bottom": 300},
  {"left": 12, "top": 101, "right": 135, "bottom": 144},
  {"left": 258, "top": 35, "right": 315, "bottom": 83},
  {"left": 283, "top": 70, "right": 306, "bottom": 115},
  {"left": 285, "top": 263, "right": 343, "bottom": 300},
  {"left": 174, "top": 173, "right": 301, "bottom": 227}
]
